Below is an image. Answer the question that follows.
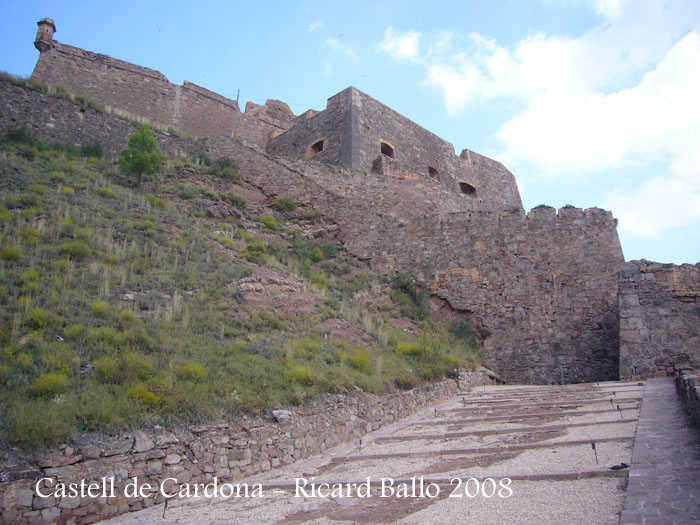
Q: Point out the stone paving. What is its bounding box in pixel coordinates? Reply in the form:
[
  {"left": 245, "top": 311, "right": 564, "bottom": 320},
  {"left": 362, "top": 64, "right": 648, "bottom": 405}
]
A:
[
  {"left": 619, "top": 377, "right": 700, "bottom": 524},
  {"left": 101, "top": 378, "right": 700, "bottom": 524}
]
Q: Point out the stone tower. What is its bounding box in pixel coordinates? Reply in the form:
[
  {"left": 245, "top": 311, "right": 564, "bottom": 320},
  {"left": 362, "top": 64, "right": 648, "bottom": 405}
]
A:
[{"left": 34, "top": 17, "right": 56, "bottom": 52}]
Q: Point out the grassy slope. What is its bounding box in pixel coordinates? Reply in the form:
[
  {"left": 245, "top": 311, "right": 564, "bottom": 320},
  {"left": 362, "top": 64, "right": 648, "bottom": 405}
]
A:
[{"left": 0, "top": 131, "right": 484, "bottom": 450}]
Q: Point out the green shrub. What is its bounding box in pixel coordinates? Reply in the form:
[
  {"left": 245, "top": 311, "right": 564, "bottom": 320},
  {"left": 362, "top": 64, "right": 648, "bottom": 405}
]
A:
[
  {"left": 390, "top": 272, "right": 429, "bottom": 320},
  {"left": 30, "top": 184, "right": 47, "bottom": 195},
  {"left": 176, "top": 361, "right": 208, "bottom": 382},
  {"left": 242, "top": 237, "right": 268, "bottom": 264},
  {"left": 118, "top": 309, "right": 137, "bottom": 325},
  {"left": 348, "top": 349, "right": 372, "bottom": 372},
  {"left": 20, "top": 227, "right": 41, "bottom": 246},
  {"left": 7, "top": 400, "right": 73, "bottom": 449},
  {"left": 259, "top": 215, "right": 278, "bottom": 230},
  {"left": 89, "top": 301, "right": 110, "bottom": 318},
  {"left": 271, "top": 196, "right": 297, "bottom": 212},
  {"left": 396, "top": 342, "right": 423, "bottom": 356},
  {"left": 311, "top": 274, "right": 327, "bottom": 288},
  {"left": 27, "top": 307, "right": 59, "bottom": 329},
  {"left": 0, "top": 246, "right": 22, "bottom": 262},
  {"left": 209, "top": 157, "right": 240, "bottom": 182},
  {"left": 119, "top": 124, "right": 164, "bottom": 187},
  {"left": 32, "top": 372, "right": 69, "bottom": 396},
  {"left": 79, "top": 141, "right": 103, "bottom": 158},
  {"left": 223, "top": 191, "right": 247, "bottom": 210},
  {"left": 59, "top": 239, "right": 89, "bottom": 260},
  {"left": 219, "top": 237, "right": 236, "bottom": 248},
  {"left": 0, "top": 206, "right": 11, "bottom": 222},
  {"left": 60, "top": 186, "right": 75, "bottom": 196},
  {"left": 310, "top": 247, "right": 324, "bottom": 262},
  {"left": 94, "top": 356, "right": 121, "bottom": 383},
  {"left": 96, "top": 187, "right": 117, "bottom": 199},
  {"left": 146, "top": 194, "right": 166, "bottom": 208},
  {"left": 74, "top": 228, "right": 91, "bottom": 242},
  {"left": 286, "top": 363, "right": 313, "bottom": 386},
  {"left": 127, "top": 383, "right": 160, "bottom": 407}
]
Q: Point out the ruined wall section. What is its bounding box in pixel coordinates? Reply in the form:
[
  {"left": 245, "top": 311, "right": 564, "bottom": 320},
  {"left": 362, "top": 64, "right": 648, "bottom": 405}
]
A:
[
  {"left": 30, "top": 41, "right": 294, "bottom": 145},
  {"left": 619, "top": 261, "right": 700, "bottom": 378}
]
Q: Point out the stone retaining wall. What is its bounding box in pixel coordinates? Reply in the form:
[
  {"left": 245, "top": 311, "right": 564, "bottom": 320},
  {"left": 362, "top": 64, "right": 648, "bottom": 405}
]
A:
[
  {"left": 0, "top": 370, "right": 490, "bottom": 524},
  {"left": 675, "top": 365, "right": 700, "bottom": 432}
]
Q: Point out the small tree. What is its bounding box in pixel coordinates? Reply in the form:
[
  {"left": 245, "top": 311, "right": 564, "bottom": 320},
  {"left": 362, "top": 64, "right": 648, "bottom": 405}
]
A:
[{"left": 119, "top": 124, "right": 163, "bottom": 186}]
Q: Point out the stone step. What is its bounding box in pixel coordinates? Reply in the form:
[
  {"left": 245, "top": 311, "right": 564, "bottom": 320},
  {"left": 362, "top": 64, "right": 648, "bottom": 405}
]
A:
[
  {"left": 375, "top": 419, "right": 638, "bottom": 443},
  {"left": 330, "top": 436, "right": 635, "bottom": 463},
  {"left": 417, "top": 407, "right": 638, "bottom": 426},
  {"left": 441, "top": 397, "right": 641, "bottom": 413}
]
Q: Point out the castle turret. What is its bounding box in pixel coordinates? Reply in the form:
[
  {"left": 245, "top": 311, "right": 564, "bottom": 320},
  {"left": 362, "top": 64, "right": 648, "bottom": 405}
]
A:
[{"left": 34, "top": 17, "right": 56, "bottom": 52}]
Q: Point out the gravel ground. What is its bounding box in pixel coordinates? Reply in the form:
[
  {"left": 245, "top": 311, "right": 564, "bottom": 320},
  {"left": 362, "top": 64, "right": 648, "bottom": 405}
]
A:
[{"left": 98, "top": 381, "right": 639, "bottom": 524}]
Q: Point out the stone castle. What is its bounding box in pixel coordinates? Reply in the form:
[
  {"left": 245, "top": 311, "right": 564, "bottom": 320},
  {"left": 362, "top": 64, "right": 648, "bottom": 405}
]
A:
[{"left": 4, "top": 18, "right": 699, "bottom": 384}]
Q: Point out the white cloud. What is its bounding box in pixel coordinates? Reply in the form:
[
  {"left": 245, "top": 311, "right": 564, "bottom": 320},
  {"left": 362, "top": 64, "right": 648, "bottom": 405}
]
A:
[
  {"left": 325, "top": 38, "right": 358, "bottom": 60},
  {"left": 378, "top": 1, "right": 700, "bottom": 240},
  {"left": 308, "top": 21, "right": 324, "bottom": 32},
  {"left": 378, "top": 27, "right": 422, "bottom": 62}
]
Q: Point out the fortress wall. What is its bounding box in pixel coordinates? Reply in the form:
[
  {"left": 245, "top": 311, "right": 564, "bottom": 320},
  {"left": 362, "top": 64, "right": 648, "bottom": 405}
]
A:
[
  {"left": 30, "top": 42, "right": 293, "bottom": 146},
  {"left": 619, "top": 261, "right": 700, "bottom": 378},
  {"left": 349, "top": 88, "right": 524, "bottom": 212},
  {"left": 32, "top": 42, "right": 180, "bottom": 129},
  {"left": 2, "top": 80, "right": 624, "bottom": 384},
  {"left": 265, "top": 88, "right": 354, "bottom": 167},
  {"left": 267, "top": 87, "right": 522, "bottom": 212},
  {"left": 0, "top": 78, "right": 200, "bottom": 158},
  {"left": 338, "top": 205, "right": 623, "bottom": 383}
]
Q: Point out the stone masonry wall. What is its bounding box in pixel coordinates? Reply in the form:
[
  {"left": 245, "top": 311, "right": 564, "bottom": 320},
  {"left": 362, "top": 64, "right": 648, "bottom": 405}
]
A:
[
  {"left": 0, "top": 78, "right": 201, "bottom": 158},
  {"left": 0, "top": 372, "right": 489, "bottom": 524},
  {"left": 30, "top": 41, "right": 294, "bottom": 145},
  {"left": 209, "top": 138, "right": 624, "bottom": 384},
  {"left": 267, "top": 87, "right": 523, "bottom": 212},
  {"left": 619, "top": 261, "right": 700, "bottom": 378},
  {"left": 2, "top": 80, "right": 625, "bottom": 385},
  {"left": 339, "top": 205, "right": 624, "bottom": 384}
]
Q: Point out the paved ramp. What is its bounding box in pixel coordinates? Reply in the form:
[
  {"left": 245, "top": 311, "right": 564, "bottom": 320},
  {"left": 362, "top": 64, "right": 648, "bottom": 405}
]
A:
[{"left": 101, "top": 378, "right": 699, "bottom": 524}]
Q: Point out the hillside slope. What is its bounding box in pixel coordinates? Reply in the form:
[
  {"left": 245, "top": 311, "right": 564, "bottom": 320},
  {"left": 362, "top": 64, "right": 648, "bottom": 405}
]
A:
[{"left": 0, "top": 129, "right": 483, "bottom": 450}]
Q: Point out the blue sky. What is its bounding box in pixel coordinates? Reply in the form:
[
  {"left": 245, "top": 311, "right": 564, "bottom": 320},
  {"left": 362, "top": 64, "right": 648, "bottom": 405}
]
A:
[{"left": 1, "top": 0, "right": 699, "bottom": 263}]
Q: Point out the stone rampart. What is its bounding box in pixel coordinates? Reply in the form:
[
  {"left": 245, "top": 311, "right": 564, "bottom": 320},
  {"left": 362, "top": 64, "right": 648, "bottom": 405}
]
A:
[
  {"left": 2, "top": 80, "right": 625, "bottom": 385},
  {"left": 30, "top": 41, "right": 294, "bottom": 145},
  {"left": 619, "top": 261, "right": 700, "bottom": 378},
  {"left": 267, "top": 87, "right": 523, "bottom": 212},
  {"left": 0, "top": 78, "right": 200, "bottom": 158},
  {"left": 0, "top": 371, "right": 489, "bottom": 524}
]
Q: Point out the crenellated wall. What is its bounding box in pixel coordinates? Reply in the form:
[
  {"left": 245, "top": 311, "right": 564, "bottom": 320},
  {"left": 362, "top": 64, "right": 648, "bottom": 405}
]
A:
[{"left": 619, "top": 260, "right": 700, "bottom": 378}]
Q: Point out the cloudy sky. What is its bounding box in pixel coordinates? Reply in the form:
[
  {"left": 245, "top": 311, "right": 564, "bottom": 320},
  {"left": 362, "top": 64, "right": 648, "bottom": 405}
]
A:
[{"left": 2, "top": 0, "right": 699, "bottom": 263}]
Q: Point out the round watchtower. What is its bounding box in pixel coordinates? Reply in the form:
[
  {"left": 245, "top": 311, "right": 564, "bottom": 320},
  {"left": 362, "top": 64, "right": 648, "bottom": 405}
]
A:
[{"left": 34, "top": 17, "right": 56, "bottom": 52}]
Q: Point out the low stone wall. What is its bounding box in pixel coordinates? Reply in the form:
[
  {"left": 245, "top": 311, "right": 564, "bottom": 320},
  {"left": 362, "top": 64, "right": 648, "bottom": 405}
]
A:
[
  {"left": 0, "top": 370, "right": 490, "bottom": 524},
  {"left": 675, "top": 361, "right": 700, "bottom": 431}
]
